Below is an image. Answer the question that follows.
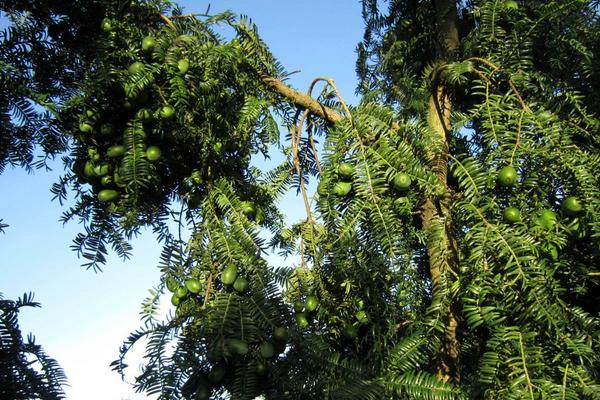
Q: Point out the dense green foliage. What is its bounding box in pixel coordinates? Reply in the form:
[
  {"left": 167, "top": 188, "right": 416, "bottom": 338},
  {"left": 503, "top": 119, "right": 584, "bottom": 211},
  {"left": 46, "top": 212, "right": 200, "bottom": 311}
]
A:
[
  {"left": 1, "top": 0, "right": 599, "bottom": 399},
  {"left": 0, "top": 293, "right": 67, "bottom": 400}
]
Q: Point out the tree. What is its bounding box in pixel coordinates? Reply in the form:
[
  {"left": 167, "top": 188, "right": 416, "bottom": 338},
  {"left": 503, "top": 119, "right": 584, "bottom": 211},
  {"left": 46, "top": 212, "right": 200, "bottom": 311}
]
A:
[
  {"left": 1, "top": 0, "right": 599, "bottom": 399},
  {"left": 0, "top": 293, "right": 67, "bottom": 399}
]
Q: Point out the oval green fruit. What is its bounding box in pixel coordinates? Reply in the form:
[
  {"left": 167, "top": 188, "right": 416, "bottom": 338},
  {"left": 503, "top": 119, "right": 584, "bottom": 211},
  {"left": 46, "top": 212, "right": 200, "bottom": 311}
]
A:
[
  {"left": 338, "top": 162, "right": 354, "bottom": 179},
  {"left": 233, "top": 276, "right": 249, "bottom": 293},
  {"left": 175, "top": 286, "right": 188, "bottom": 298},
  {"left": 185, "top": 279, "right": 201, "bottom": 294},
  {"left": 256, "top": 362, "right": 268, "bottom": 375},
  {"left": 94, "top": 164, "right": 110, "bottom": 176},
  {"left": 332, "top": 181, "right": 352, "bottom": 197},
  {"left": 343, "top": 324, "right": 358, "bottom": 339},
  {"left": 83, "top": 161, "right": 96, "bottom": 177},
  {"left": 107, "top": 145, "right": 126, "bottom": 158},
  {"left": 159, "top": 105, "right": 175, "bottom": 119},
  {"left": 79, "top": 122, "right": 93, "bottom": 133},
  {"left": 208, "top": 366, "right": 226, "bottom": 383},
  {"left": 221, "top": 265, "right": 238, "bottom": 286},
  {"left": 97, "top": 189, "right": 119, "bottom": 202},
  {"left": 259, "top": 342, "right": 275, "bottom": 359},
  {"left": 293, "top": 300, "right": 304, "bottom": 313},
  {"left": 177, "top": 58, "right": 190, "bottom": 74},
  {"left": 392, "top": 173, "right": 412, "bottom": 191},
  {"left": 101, "top": 175, "right": 112, "bottom": 186},
  {"left": 229, "top": 339, "right": 249, "bottom": 355},
  {"left": 503, "top": 206, "right": 521, "bottom": 223},
  {"left": 240, "top": 201, "right": 255, "bottom": 217},
  {"left": 170, "top": 293, "right": 180, "bottom": 307},
  {"left": 141, "top": 36, "right": 155, "bottom": 52},
  {"left": 273, "top": 327, "right": 288, "bottom": 342},
  {"left": 213, "top": 141, "right": 223, "bottom": 153},
  {"left": 113, "top": 171, "right": 125, "bottom": 187},
  {"left": 100, "top": 123, "right": 114, "bottom": 136},
  {"left": 195, "top": 385, "right": 211, "bottom": 400},
  {"left": 504, "top": 0, "right": 519, "bottom": 9},
  {"left": 295, "top": 312, "right": 309, "bottom": 328},
  {"left": 166, "top": 277, "right": 179, "bottom": 292},
  {"left": 497, "top": 166, "right": 518, "bottom": 187},
  {"left": 101, "top": 18, "right": 113, "bottom": 32},
  {"left": 537, "top": 209, "right": 557, "bottom": 229},
  {"left": 562, "top": 196, "right": 583, "bottom": 216},
  {"left": 137, "top": 108, "right": 152, "bottom": 121},
  {"left": 128, "top": 61, "right": 144, "bottom": 74},
  {"left": 305, "top": 295, "right": 319, "bottom": 312},
  {"left": 146, "top": 146, "right": 162, "bottom": 162}
]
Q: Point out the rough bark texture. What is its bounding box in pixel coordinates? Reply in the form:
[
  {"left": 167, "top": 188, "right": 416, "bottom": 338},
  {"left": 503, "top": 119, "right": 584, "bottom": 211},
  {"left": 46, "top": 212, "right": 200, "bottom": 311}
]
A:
[
  {"left": 420, "top": 0, "right": 461, "bottom": 383},
  {"left": 258, "top": 71, "right": 343, "bottom": 123}
]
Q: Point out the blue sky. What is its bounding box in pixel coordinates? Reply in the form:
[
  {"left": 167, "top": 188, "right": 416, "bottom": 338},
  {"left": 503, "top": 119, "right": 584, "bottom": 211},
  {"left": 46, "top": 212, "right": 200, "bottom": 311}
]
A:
[{"left": 1, "top": 1, "right": 362, "bottom": 398}]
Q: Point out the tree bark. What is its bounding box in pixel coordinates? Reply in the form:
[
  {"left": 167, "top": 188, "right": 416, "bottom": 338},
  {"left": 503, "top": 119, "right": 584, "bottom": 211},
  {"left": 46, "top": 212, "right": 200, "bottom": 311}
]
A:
[{"left": 420, "top": 0, "right": 461, "bottom": 383}]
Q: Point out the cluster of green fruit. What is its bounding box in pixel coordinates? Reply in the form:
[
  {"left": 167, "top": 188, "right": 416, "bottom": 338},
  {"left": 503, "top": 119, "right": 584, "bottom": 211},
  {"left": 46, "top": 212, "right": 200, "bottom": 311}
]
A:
[
  {"left": 167, "top": 276, "right": 203, "bottom": 307},
  {"left": 292, "top": 294, "right": 319, "bottom": 329},
  {"left": 182, "top": 326, "right": 288, "bottom": 400},
  {"left": 497, "top": 166, "right": 584, "bottom": 228},
  {"left": 74, "top": 33, "right": 185, "bottom": 206},
  {"left": 331, "top": 162, "right": 355, "bottom": 197},
  {"left": 220, "top": 265, "right": 250, "bottom": 293}
]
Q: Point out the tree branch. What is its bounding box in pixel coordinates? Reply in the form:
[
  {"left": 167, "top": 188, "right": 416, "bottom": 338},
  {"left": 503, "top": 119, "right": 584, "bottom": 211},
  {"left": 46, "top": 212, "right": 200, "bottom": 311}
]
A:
[{"left": 257, "top": 71, "right": 343, "bottom": 124}]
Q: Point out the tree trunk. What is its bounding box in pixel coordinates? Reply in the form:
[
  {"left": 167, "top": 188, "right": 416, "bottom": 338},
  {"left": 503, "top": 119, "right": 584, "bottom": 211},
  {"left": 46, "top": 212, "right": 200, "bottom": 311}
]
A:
[{"left": 419, "top": 0, "right": 461, "bottom": 383}]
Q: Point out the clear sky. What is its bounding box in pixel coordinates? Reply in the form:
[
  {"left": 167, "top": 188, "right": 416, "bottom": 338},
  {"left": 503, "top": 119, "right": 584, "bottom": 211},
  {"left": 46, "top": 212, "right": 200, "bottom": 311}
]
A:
[{"left": 1, "top": 1, "right": 362, "bottom": 399}]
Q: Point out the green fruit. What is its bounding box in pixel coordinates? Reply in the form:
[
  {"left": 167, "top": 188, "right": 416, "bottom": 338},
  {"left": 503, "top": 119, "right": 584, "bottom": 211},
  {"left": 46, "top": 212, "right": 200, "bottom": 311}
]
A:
[
  {"left": 213, "top": 141, "right": 223, "bottom": 153},
  {"left": 503, "top": 207, "right": 521, "bottom": 223},
  {"left": 256, "top": 362, "right": 268, "bottom": 375},
  {"left": 537, "top": 209, "right": 557, "bottom": 229},
  {"left": 94, "top": 164, "right": 110, "bottom": 176},
  {"left": 229, "top": 339, "right": 249, "bottom": 355},
  {"left": 175, "top": 286, "right": 188, "bottom": 298},
  {"left": 338, "top": 162, "right": 354, "bottom": 179},
  {"left": 166, "top": 277, "right": 179, "bottom": 292},
  {"left": 177, "top": 58, "right": 190, "bottom": 74},
  {"left": 137, "top": 108, "right": 152, "bottom": 121},
  {"left": 295, "top": 313, "right": 309, "bottom": 328},
  {"left": 195, "top": 385, "right": 211, "bottom": 400},
  {"left": 159, "top": 105, "right": 175, "bottom": 119},
  {"left": 146, "top": 146, "right": 162, "bottom": 162},
  {"left": 233, "top": 276, "right": 249, "bottom": 293},
  {"left": 88, "top": 148, "right": 101, "bottom": 162},
  {"left": 562, "top": 196, "right": 583, "bottom": 216},
  {"left": 97, "top": 189, "right": 119, "bottom": 202},
  {"left": 356, "top": 310, "right": 369, "bottom": 325},
  {"left": 100, "top": 123, "right": 114, "bottom": 136},
  {"left": 128, "top": 61, "right": 144, "bottom": 74},
  {"left": 141, "top": 36, "right": 155, "bottom": 52},
  {"left": 221, "top": 266, "right": 238, "bottom": 286},
  {"left": 305, "top": 295, "right": 319, "bottom": 312},
  {"left": 343, "top": 325, "right": 358, "bottom": 339},
  {"left": 293, "top": 300, "right": 304, "bottom": 313},
  {"left": 113, "top": 171, "right": 125, "bottom": 187},
  {"left": 83, "top": 161, "right": 95, "bottom": 177},
  {"left": 208, "top": 366, "right": 226, "bottom": 383},
  {"left": 317, "top": 181, "right": 328, "bottom": 196},
  {"left": 504, "top": 0, "right": 519, "bottom": 9},
  {"left": 170, "top": 293, "right": 180, "bottom": 307},
  {"left": 101, "top": 18, "right": 113, "bottom": 32},
  {"left": 101, "top": 175, "right": 112, "bottom": 186},
  {"left": 185, "top": 279, "right": 201, "bottom": 294},
  {"left": 497, "top": 166, "right": 518, "bottom": 186},
  {"left": 273, "top": 327, "right": 288, "bottom": 342},
  {"left": 332, "top": 181, "right": 352, "bottom": 197},
  {"left": 259, "top": 342, "right": 275, "bottom": 359},
  {"left": 107, "top": 145, "right": 126, "bottom": 158},
  {"left": 79, "top": 122, "right": 93, "bottom": 133},
  {"left": 241, "top": 201, "right": 255, "bottom": 217},
  {"left": 392, "top": 173, "right": 412, "bottom": 191}
]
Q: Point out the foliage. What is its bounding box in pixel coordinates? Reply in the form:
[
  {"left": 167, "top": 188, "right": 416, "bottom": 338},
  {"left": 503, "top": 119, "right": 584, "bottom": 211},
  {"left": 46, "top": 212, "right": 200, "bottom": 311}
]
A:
[
  {"left": 0, "top": 293, "right": 67, "bottom": 399},
  {"left": 1, "top": 0, "right": 600, "bottom": 399}
]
